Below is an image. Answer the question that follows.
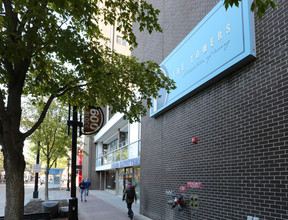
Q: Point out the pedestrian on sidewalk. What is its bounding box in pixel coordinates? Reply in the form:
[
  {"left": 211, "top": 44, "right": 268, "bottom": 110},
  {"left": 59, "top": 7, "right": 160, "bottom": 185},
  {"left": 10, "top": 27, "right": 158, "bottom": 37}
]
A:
[
  {"left": 85, "top": 178, "right": 91, "bottom": 196},
  {"left": 79, "top": 179, "right": 87, "bottom": 202},
  {"left": 122, "top": 182, "right": 137, "bottom": 218}
]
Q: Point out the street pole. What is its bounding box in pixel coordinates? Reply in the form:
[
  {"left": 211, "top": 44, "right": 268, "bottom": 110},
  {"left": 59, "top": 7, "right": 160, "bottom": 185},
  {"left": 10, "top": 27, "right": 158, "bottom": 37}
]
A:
[
  {"left": 66, "top": 157, "right": 70, "bottom": 191},
  {"left": 67, "top": 105, "right": 82, "bottom": 220},
  {"left": 33, "top": 142, "right": 40, "bottom": 199}
]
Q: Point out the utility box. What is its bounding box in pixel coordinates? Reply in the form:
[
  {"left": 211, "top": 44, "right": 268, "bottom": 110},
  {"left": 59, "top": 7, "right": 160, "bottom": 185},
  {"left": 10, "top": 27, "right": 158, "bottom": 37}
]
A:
[{"left": 189, "top": 195, "right": 199, "bottom": 209}]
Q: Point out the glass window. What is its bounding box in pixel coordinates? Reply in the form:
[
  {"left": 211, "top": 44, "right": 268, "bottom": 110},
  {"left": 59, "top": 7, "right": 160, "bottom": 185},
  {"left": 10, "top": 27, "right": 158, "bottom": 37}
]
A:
[
  {"left": 116, "top": 150, "right": 121, "bottom": 162},
  {"left": 107, "top": 153, "right": 113, "bottom": 164},
  {"left": 125, "top": 168, "right": 133, "bottom": 174},
  {"left": 122, "top": 146, "right": 128, "bottom": 160},
  {"left": 97, "top": 158, "right": 102, "bottom": 166},
  {"left": 119, "top": 168, "right": 125, "bottom": 195},
  {"left": 134, "top": 167, "right": 140, "bottom": 200},
  {"left": 103, "top": 155, "right": 108, "bottom": 165},
  {"left": 130, "top": 122, "right": 139, "bottom": 143},
  {"left": 54, "top": 175, "right": 60, "bottom": 184},
  {"left": 124, "top": 173, "right": 133, "bottom": 187},
  {"left": 116, "top": 35, "right": 127, "bottom": 46},
  {"left": 116, "top": 35, "right": 122, "bottom": 44},
  {"left": 107, "top": 139, "right": 117, "bottom": 152}
]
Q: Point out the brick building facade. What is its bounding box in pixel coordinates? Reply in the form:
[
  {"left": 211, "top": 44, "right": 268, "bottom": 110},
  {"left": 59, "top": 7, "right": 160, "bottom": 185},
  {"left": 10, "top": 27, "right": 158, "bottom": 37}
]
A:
[{"left": 132, "top": 0, "right": 288, "bottom": 219}]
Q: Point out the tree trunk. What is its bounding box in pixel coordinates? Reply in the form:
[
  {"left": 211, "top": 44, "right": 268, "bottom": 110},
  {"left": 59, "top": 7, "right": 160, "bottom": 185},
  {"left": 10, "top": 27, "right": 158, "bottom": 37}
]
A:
[
  {"left": 45, "top": 157, "right": 50, "bottom": 201},
  {"left": 3, "top": 140, "right": 25, "bottom": 219}
]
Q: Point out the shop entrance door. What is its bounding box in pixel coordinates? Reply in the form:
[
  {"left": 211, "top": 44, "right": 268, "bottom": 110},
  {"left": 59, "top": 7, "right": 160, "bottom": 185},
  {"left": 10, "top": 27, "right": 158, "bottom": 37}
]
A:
[{"left": 123, "top": 173, "right": 133, "bottom": 189}]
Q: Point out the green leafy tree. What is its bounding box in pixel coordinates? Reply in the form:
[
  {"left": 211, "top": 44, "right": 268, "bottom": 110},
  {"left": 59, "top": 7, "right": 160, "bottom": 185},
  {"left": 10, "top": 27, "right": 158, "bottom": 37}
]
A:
[
  {"left": 24, "top": 101, "right": 70, "bottom": 201},
  {"left": 0, "top": 1, "right": 175, "bottom": 218},
  {"left": 224, "top": 0, "right": 278, "bottom": 19}
]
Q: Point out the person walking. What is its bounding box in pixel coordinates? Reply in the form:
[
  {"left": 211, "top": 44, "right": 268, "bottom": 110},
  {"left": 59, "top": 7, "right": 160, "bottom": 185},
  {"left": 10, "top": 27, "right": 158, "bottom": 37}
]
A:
[
  {"left": 85, "top": 178, "right": 91, "bottom": 196},
  {"left": 79, "top": 179, "right": 87, "bottom": 202},
  {"left": 122, "top": 182, "right": 137, "bottom": 219}
]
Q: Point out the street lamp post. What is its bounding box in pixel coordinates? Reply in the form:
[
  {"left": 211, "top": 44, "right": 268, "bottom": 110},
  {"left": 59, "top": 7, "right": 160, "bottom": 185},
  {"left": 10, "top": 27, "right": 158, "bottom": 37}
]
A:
[
  {"left": 66, "top": 105, "right": 104, "bottom": 219},
  {"left": 33, "top": 142, "right": 40, "bottom": 199},
  {"left": 67, "top": 105, "right": 82, "bottom": 220},
  {"left": 66, "top": 157, "right": 70, "bottom": 191}
]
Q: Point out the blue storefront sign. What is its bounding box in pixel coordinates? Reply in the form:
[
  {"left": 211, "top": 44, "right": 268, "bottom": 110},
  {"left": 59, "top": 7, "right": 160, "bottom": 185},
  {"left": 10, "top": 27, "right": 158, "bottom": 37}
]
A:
[
  {"left": 112, "top": 157, "right": 140, "bottom": 169},
  {"left": 151, "top": 0, "right": 256, "bottom": 117}
]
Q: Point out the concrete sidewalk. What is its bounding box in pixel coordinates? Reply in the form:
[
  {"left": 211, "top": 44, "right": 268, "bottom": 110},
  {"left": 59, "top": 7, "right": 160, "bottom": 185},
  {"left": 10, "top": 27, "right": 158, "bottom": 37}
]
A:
[
  {"left": 1, "top": 182, "right": 151, "bottom": 219},
  {"left": 76, "top": 190, "right": 151, "bottom": 220}
]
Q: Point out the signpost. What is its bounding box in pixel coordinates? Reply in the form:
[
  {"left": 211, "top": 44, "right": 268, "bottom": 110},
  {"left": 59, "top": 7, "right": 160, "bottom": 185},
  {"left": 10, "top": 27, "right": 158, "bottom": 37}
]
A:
[
  {"left": 67, "top": 106, "right": 82, "bottom": 220},
  {"left": 67, "top": 105, "right": 104, "bottom": 219},
  {"left": 33, "top": 164, "right": 41, "bottom": 173},
  {"left": 33, "top": 144, "right": 40, "bottom": 199}
]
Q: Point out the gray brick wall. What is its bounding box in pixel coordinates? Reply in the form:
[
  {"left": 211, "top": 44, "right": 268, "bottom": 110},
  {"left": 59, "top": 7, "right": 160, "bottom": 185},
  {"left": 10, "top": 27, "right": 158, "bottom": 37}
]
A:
[{"left": 133, "top": 0, "right": 288, "bottom": 219}]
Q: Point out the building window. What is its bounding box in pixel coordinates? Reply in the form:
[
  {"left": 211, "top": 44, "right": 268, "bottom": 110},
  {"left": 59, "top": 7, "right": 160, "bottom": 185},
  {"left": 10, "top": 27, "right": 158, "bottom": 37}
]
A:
[
  {"left": 107, "top": 139, "right": 118, "bottom": 152},
  {"left": 107, "top": 139, "right": 118, "bottom": 164},
  {"left": 116, "top": 35, "right": 127, "bottom": 46}
]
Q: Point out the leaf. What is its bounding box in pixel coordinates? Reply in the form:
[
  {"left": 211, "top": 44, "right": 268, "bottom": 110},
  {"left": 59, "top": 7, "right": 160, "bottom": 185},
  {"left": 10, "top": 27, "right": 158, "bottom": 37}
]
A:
[{"left": 224, "top": 0, "right": 278, "bottom": 19}]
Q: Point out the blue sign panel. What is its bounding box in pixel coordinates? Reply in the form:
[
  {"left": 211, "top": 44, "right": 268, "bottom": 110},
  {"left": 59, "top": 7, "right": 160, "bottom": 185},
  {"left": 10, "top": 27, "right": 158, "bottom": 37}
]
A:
[
  {"left": 111, "top": 157, "right": 140, "bottom": 169},
  {"left": 49, "top": 169, "right": 61, "bottom": 175},
  {"left": 150, "top": 0, "right": 256, "bottom": 116}
]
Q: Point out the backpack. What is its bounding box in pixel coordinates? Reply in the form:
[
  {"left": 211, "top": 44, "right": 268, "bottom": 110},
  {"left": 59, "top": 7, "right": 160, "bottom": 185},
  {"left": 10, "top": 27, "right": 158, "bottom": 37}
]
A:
[{"left": 126, "top": 187, "right": 135, "bottom": 199}]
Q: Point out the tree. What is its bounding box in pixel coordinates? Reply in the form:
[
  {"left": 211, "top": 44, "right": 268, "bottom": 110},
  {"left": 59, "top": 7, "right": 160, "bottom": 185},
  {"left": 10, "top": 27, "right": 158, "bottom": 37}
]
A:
[
  {"left": 0, "top": 1, "right": 175, "bottom": 219},
  {"left": 224, "top": 0, "right": 278, "bottom": 19},
  {"left": 23, "top": 101, "right": 70, "bottom": 201},
  {"left": 0, "top": 146, "right": 3, "bottom": 171}
]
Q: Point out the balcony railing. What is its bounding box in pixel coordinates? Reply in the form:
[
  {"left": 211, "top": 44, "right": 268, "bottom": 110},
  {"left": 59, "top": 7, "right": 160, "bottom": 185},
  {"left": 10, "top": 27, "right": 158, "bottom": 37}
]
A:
[{"left": 96, "top": 140, "right": 141, "bottom": 167}]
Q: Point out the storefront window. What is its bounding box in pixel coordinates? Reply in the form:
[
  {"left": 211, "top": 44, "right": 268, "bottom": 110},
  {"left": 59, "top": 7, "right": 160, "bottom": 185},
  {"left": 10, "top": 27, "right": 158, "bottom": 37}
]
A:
[
  {"left": 118, "top": 168, "right": 125, "bottom": 195},
  {"left": 117, "top": 167, "right": 140, "bottom": 198},
  {"left": 134, "top": 167, "right": 140, "bottom": 200},
  {"left": 124, "top": 173, "right": 133, "bottom": 186},
  {"left": 125, "top": 168, "right": 133, "bottom": 174}
]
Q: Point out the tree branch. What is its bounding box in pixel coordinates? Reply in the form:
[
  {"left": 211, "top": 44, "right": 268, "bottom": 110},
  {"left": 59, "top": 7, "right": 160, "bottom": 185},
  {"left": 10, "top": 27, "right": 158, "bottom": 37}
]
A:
[
  {"left": 2, "top": 0, "right": 18, "bottom": 33},
  {"left": 22, "top": 80, "right": 91, "bottom": 138},
  {"left": 49, "top": 129, "right": 58, "bottom": 156},
  {"left": 50, "top": 157, "right": 58, "bottom": 169},
  {"left": 55, "top": 82, "right": 89, "bottom": 97},
  {"left": 23, "top": 95, "right": 55, "bottom": 138},
  {"left": 55, "top": 78, "right": 104, "bottom": 98}
]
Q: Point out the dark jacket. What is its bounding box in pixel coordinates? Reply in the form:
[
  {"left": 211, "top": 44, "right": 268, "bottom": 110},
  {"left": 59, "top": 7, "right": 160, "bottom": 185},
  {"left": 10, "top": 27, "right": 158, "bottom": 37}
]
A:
[
  {"left": 122, "top": 185, "right": 137, "bottom": 203},
  {"left": 79, "top": 181, "right": 87, "bottom": 190}
]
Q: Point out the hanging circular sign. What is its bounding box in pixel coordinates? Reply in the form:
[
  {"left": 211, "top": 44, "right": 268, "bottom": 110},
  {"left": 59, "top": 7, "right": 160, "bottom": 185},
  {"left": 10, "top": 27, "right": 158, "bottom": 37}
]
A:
[{"left": 83, "top": 107, "right": 104, "bottom": 135}]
